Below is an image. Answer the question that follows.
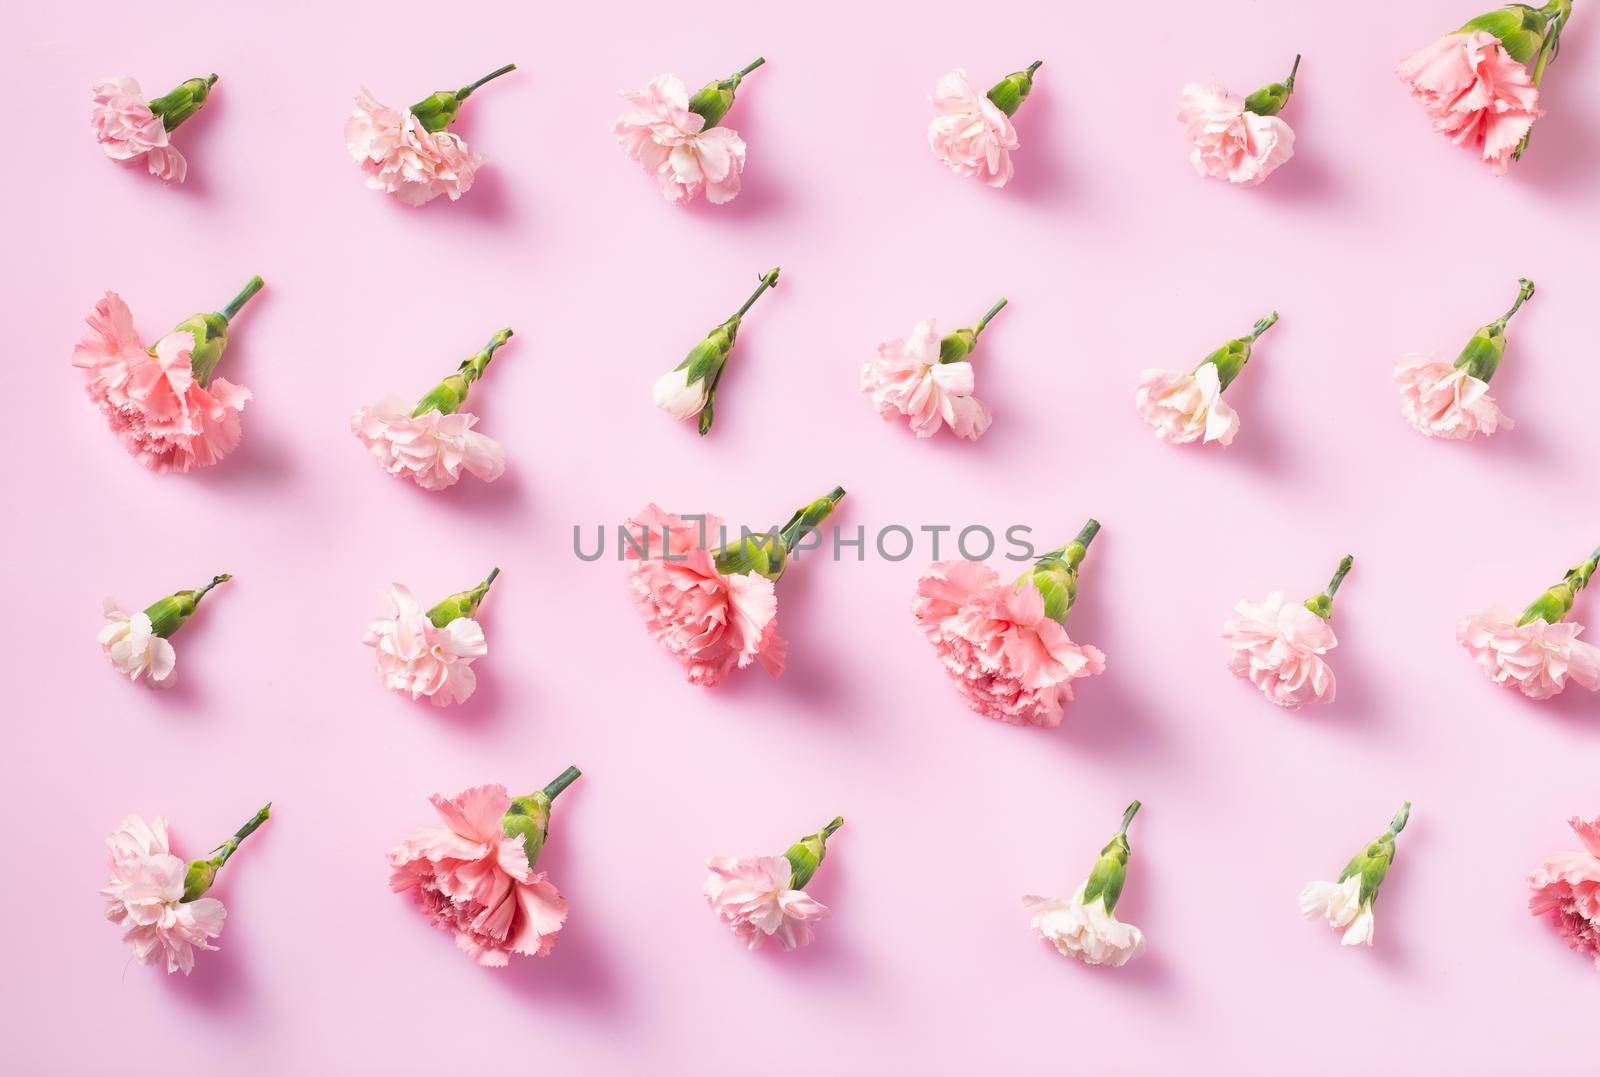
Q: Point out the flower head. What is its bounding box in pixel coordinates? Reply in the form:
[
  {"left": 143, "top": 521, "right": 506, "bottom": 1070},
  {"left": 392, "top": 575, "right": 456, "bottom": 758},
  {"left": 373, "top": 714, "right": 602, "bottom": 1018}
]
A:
[
  {"left": 914, "top": 521, "right": 1106, "bottom": 727},
  {"left": 102, "top": 804, "right": 270, "bottom": 974},
  {"left": 389, "top": 770, "right": 578, "bottom": 966},
  {"left": 1300, "top": 802, "right": 1410, "bottom": 947},
  {"left": 655, "top": 269, "right": 779, "bottom": 434},
  {"left": 1135, "top": 312, "right": 1275, "bottom": 446},
  {"left": 98, "top": 575, "right": 230, "bottom": 689},
  {"left": 1396, "top": 278, "right": 1532, "bottom": 439},
  {"left": 73, "top": 282, "right": 261, "bottom": 473},
  {"left": 91, "top": 74, "right": 215, "bottom": 183},
  {"left": 346, "top": 64, "right": 514, "bottom": 205},
  {"left": 615, "top": 59, "right": 762, "bottom": 205},
  {"left": 352, "top": 328, "right": 512, "bottom": 490},
  {"left": 1025, "top": 801, "right": 1146, "bottom": 967},
  {"left": 860, "top": 300, "right": 1004, "bottom": 441},
  {"left": 1177, "top": 57, "right": 1298, "bottom": 187},
  {"left": 928, "top": 63, "right": 1039, "bottom": 188},
  {"left": 1397, "top": 25, "right": 1552, "bottom": 175},
  {"left": 1458, "top": 546, "right": 1600, "bottom": 700},
  {"left": 1224, "top": 556, "right": 1351, "bottom": 709},
  {"left": 364, "top": 572, "right": 496, "bottom": 707},
  {"left": 1528, "top": 816, "right": 1600, "bottom": 969},
  {"left": 705, "top": 817, "right": 841, "bottom": 952},
  {"left": 625, "top": 490, "right": 843, "bottom": 686}
]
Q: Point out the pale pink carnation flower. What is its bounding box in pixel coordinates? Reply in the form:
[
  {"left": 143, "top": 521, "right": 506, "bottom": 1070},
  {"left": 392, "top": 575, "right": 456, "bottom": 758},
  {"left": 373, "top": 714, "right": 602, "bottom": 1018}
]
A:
[
  {"left": 860, "top": 320, "right": 991, "bottom": 440},
  {"left": 1299, "top": 875, "right": 1375, "bottom": 946},
  {"left": 1134, "top": 363, "right": 1238, "bottom": 445},
  {"left": 624, "top": 505, "right": 785, "bottom": 686},
  {"left": 1177, "top": 82, "right": 1294, "bottom": 186},
  {"left": 913, "top": 560, "right": 1105, "bottom": 727},
  {"left": 390, "top": 784, "right": 566, "bottom": 966},
  {"left": 704, "top": 855, "right": 828, "bottom": 951},
  {"left": 1394, "top": 354, "right": 1511, "bottom": 438},
  {"left": 73, "top": 294, "right": 251, "bottom": 473},
  {"left": 91, "top": 78, "right": 187, "bottom": 182},
  {"left": 614, "top": 75, "right": 746, "bottom": 205},
  {"left": 351, "top": 395, "right": 505, "bottom": 491},
  {"left": 346, "top": 89, "right": 482, "bottom": 206},
  {"left": 927, "top": 69, "right": 1018, "bottom": 188},
  {"left": 1457, "top": 606, "right": 1600, "bottom": 701},
  {"left": 1397, "top": 31, "right": 1542, "bottom": 176},
  {"left": 98, "top": 598, "right": 177, "bottom": 687},
  {"left": 363, "top": 584, "right": 487, "bottom": 707},
  {"left": 102, "top": 815, "right": 225, "bottom": 974},
  {"left": 1023, "top": 890, "right": 1146, "bottom": 967},
  {"left": 1529, "top": 817, "right": 1600, "bottom": 969},
  {"left": 1223, "top": 591, "right": 1337, "bottom": 708}
]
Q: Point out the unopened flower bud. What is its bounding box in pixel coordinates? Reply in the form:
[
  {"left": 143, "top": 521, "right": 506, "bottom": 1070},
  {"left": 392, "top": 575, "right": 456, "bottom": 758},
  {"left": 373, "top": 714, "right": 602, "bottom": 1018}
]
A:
[
  {"left": 144, "top": 574, "right": 231, "bottom": 638},
  {"left": 1020, "top": 519, "right": 1100, "bottom": 624},
  {"left": 986, "top": 60, "right": 1042, "bottom": 118},
  {"left": 1455, "top": 278, "right": 1533, "bottom": 383},
  {"left": 656, "top": 269, "right": 780, "bottom": 435},
  {"left": 502, "top": 766, "right": 580, "bottom": 866},
  {"left": 687, "top": 57, "right": 765, "bottom": 129},
  {"left": 180, "top": 803, "right": 271, "bottom": 902},
  {"left": 147, "top": 74, "right": 218, "bottom": 131}
]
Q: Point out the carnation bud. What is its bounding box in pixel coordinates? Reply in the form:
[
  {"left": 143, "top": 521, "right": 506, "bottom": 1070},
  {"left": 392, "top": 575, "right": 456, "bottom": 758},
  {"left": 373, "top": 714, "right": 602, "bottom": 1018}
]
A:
[
  {"left": 1460, "top": 1, "right": 1567, "bottom": 64},
  {"left": 1518, "top": 544, "right": 1600, "bottom": 626},
  {"left": 1020, "top": 519, "right": 1099, "bottom": 624},
  {"left": 1455, "top": 278, "right": 1533, "bottom": 383},
  {"left": 144, "top": 574, "right": 231, "bottom": 639},
  {"left": 715, "top": 486, "right": 846, "bottom": 581},
  {"left": 1304, "top": 555, "right": 1354, "bottom": 621},
  {"left": 1242, "top": 55, "right": 1301, "bottom": 116},
  {"left": 657, "top": 269, "right": 780, "bottom": 435},
  {"left": 412, "top": 328, "right": 515, "bottom": 417},
  {"left": 686, "top": 57, "right": 766, "bottom": 129},
  {"left": 938, "top": 298, "right": 1008, "bottom": 364},
  {"left": 180, "top": 803, "right": 271, "bottom": 902},
  {"left": 172, "top": 276, "right": 264, "bottom": 387},
  {"left": 985, "top": 60, "right": 1042, "bottom": 118},
  {"left": 502, "top": 766, "right": 580, "bottom": 866},
  {"left": 1206, "top": 312, "right": 1277, "bottom": 390},
  {"left": 1080, "top": 801, "right": 1141, "bottom": 914},
  {"left": 426, "top": 567, "right": 500, "bottom": 628},
  {"left": 408, "top": 64, "right": 517, "bottom": 133},
  {"left": 147, "top": 74, "right": 217, "bottom": 131},
  {"left": 783, "top": 817, "right": 844, "bottom": 889}
]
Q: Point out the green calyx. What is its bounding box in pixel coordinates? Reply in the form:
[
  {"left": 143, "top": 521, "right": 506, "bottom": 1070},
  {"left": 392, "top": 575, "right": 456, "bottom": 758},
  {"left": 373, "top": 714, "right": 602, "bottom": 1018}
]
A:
[
  {"left": 687, "top": 57, "right": 765, "bottom": 129},
  {"left": 694, "top": 268, "right": 780, "bottom": 435},
  {"left": 1081, "top": 801, "right": 1141, "bottom": 915},
  {"left": 938, "top": 298, "right": 1008, "bottom": 364},
  {"left": 169, "top": 276, "right": 264, "bottom": 387},
  {"left": 412, "top": 328, "right": 514, "bottom": 417},
  {"left": 714, "top": 487, "right": 846, "bottom": 581},
  {"left": 1203, "top": 312, "right": 1277, "bottom": 390},
  {"left": 1243, "top": 55, "right": 1300, "bottom": 116},
  {"left": 148, "top": 74, "right": 217, "bottom": 132},
  {"left": 1455, "top": 279, "right": 1533, "bottom": 383},
  {"left": 410, "top": 63, "right": 516, "bottom": 133},
  {"left": 1336, "top": 802, "right": 1410, "bottom": 907},
  {"left": 1461, "top": 1, "right": 1569, "bottom": 65},
  {"left": 1304, "top": 555, "right": 1354, "bottom": 621},
  {"left": 143, "top": 574, "right": 231, "bottom": 639},
  {"left": 783, "top": 816, "right": 843, "bottom": 890},
  {"left": 181, "top": 803, "right": 271, "bottom": 902},
  {"left": 502, "top": 766, "right": 581, "bottom": 867},
  {"left": 1518, "top": 545, "right": 1600, "bottom": 626},
  {"left": 986, "top": 60, "right": 1042, "bottom": 118},
  {"left": 1018, "top": 519, "right": 1100, "bottom": 625},
  {"left": 426, "top": 568, "right": 500, "bottom": 628}
]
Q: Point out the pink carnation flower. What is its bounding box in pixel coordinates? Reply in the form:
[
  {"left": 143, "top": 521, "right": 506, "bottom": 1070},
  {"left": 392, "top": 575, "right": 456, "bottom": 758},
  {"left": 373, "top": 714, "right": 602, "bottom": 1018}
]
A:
[
  {"left": 1134, "top": 363, "right": 1238, "bottom": 446},
  {"left": 1457, "top": 607, "right": 1600, "bottom": 700},
  {"left": 913, "top": 560, "right": 1105, "bottom": 727},
  {"left": 624, "top": 505, "right": 785, "bottom": 686},
  {"left": 99, "top": 598, "right": 177, "bottom": 687},
  {"left": 615, "top": 75, "right": 746, "bottom": 205},
  {"left": 860, "top": 319, "right": 992, "bottom": 440},
  {"left": 1394, "top": 354, "right": 1511, "bottom": 438},
  {"left": 73, "top": 293, "right": 251, "bottom": 473},
  {"left": 1223, "top": 591, "right": 1338, "bottom": 708},
  {"left": 91, "top": 77, "right": 187, "bottom": 183},
  {"left": 1529, "top": 817, "right": 1600, "bottom": 969},
  {"left": 927, "top": 69, "right": 1019, "bottom": 188},
  {"left": 1396, "top": 31, "right": 1542, "bottom": 176},
  {"left": 346, "top": 89, "right": 482, "bottom": 206},
  {"left": 703, "top": 855, "right": 828, "bottom": 951},
  {"left": 363, "top": 584, "right": 487, "bottom": 707},
  {"left": 351, "top": 396, "right": 505, "bottom": 491},
  {"left": 390, "top": 785, "right": 567, "bottom": 966},
  {"left": 102, "top": 815, "right": 225, "bottom": 975},
  {"left": 1176, "top": 82, "right": 1294, "bottom": 186}
]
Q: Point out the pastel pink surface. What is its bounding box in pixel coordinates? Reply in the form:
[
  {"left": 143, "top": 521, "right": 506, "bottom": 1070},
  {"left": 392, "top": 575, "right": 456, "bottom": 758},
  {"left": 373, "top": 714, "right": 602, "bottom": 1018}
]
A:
[{"left": 5, "top": 1, "right": 1600, "bottom": 1074}]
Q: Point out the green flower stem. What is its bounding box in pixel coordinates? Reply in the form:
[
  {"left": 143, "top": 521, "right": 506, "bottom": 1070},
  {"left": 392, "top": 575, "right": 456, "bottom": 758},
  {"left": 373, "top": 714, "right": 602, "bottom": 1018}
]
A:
[
  {"left": 1497, "top": 279, "right": 1536, "bottom": 328},
  {"left": 1119, "top": 800, "right": 1142, "bottom": 833},
  {"left": 1519, "top": 544, "right": 1600, "bottom": 625},
  {"left": 214, "top": 803, "right": 272, "bottom": 867},
  {"left": 1387, "top": 802, "right": 1411, "bottom": 838},
  {"left": 1305, "top": 555, "right": 1354, "bottom": 620},
  {"left": 1284, "top": 54, "right": 1302, "bottom": 93},
  {"left": 733, "top": 57, "right": 766, "bottom": 80},
  {"left": 542, "top": 765, "right": 582, "bottom": 800},
  {"left": 974, "top": 298, "right": 1008, "bottom": 336},
  {"left": 1018, "top": 519, "right": 1100, "bottom": 625},
  {"left": 196, "top": 573, "right": 232, "bottom": 602},
  {"left": 458, "top": 64, "right": 517, "bottom": 99},
  {"left": 181, "top": 802, "right": 271, "bottom": 902},
  {"left": 220, "top": 277, "right": 264, "bottom": 323},
  {"left": 1250, "top": 312, "right": 1279, "bottom": 340},
  {"left": 1082, "top": 801, "right": 1140, "bottom": 914},
  {"left": 732, "top": 269, "right": 780, "bottom": 320}
]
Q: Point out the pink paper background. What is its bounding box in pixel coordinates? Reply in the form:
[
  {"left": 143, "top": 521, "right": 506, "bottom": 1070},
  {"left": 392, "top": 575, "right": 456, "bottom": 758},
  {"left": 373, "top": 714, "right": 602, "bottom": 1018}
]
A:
[{"left": 5, "top": 0, "right": 1599, "bottom": 1072}]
